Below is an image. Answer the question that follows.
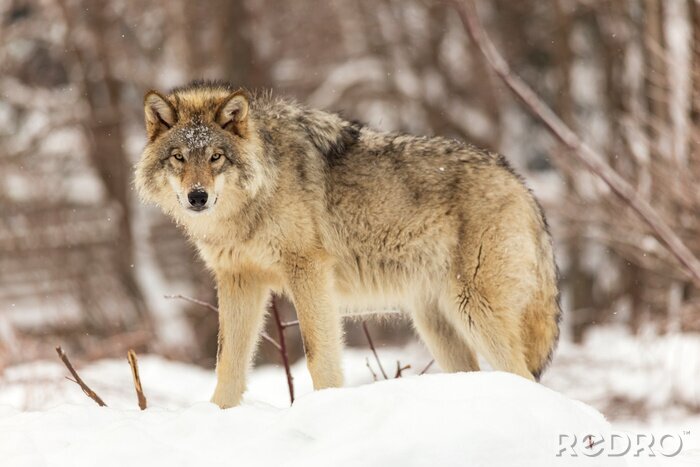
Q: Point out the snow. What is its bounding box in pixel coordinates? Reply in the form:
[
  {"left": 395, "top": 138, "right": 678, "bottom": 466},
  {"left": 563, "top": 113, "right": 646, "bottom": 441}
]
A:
[
  {"left": 1, "top": 330, "right": 700, "bottom": 466},
  {"left": 543, "top": 326, "right": 700, "bottom": 414},
  {"left": 1, "top": 368, "right": 618, "bottom": 467},
  {"left": 178, "top": 123, "right": 213, "bottom": 149}
]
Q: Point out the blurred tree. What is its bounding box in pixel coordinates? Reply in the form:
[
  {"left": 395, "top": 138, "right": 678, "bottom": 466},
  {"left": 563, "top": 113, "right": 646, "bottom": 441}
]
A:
[{"left": 2, "top": 0, "right": 700, "bottom": 367}]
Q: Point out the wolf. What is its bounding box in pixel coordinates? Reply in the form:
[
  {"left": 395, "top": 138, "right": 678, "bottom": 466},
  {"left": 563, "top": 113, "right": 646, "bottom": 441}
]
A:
[{"left": 135, "top": 80, "right": 560, "bottom": 408}]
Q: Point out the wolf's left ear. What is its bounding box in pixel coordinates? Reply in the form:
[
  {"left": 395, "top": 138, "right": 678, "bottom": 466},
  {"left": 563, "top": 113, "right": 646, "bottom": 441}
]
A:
[
  {"left": 144, "top": 91, "right": 177, "bottom": 141},
  {"left": 216, "top": 91, "right": 249, "bottom": 137}
]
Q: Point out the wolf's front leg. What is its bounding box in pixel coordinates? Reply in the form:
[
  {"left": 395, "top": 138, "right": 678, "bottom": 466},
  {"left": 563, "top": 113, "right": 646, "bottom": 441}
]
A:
[
  {"left": 211, "top": 270, "right": 269, "bottom": 408},
  {"left": 285, "top": 255, "right": 343, "bottom": 390}
]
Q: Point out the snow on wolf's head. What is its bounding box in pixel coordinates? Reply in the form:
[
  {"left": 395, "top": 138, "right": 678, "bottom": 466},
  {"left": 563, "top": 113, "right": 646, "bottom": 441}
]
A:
[{"left": 135, "top": 81, "right": 266, "bottom": 222}]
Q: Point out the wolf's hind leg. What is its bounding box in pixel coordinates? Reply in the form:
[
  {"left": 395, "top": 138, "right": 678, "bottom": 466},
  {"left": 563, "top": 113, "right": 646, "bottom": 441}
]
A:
[
  {"left": 412, "top": 300, "right": 480, "bottom": 372},
  {"left": 446, "top": 285, "right": 535, "bottom": 381}
]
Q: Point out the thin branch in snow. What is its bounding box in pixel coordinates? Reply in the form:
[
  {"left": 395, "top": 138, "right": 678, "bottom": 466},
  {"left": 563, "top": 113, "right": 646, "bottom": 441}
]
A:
[
  {"left": 127, "top": 350, "right": 147, "bottom": 410},
  {"left": 55, "top": 346, "right": 107, "bottom": 407},
  {"left": 450, "top": 0, "right": 700, "bottom": 286},
  {"left": 365, "top": 357, "right": 378, "bottom": 381},
  {"left": 419, "top": 360, "right": 435, "bottom": 375},
  {"left": 362, "top": 321, "right": 389, "bottom": 380},
  {"left": 270, "top": 296, "right": 295, "bottom": 404},
  {"left": 394, "top": 361, "right": 411, "bottom": 378}
]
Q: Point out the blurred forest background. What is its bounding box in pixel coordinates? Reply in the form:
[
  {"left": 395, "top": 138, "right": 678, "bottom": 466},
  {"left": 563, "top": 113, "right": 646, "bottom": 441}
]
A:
[{"left": 2, "top": 0, "right": 700, "bottom": 373}]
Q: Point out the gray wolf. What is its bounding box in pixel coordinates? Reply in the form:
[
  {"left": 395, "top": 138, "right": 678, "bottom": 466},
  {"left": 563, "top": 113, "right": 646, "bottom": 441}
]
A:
[{"left": 135, "top": 80, "right": 560, "bottom": 408}]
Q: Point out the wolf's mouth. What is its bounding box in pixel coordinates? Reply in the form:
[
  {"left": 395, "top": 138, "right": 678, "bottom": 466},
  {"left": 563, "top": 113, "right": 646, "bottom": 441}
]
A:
[{"left": 177, "top": 194, "right": 218, "bottom": 214}]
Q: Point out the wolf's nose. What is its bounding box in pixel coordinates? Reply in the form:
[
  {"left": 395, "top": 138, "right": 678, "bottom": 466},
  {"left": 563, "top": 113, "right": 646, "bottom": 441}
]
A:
[{"left": 187, "top": 189, "right": 208, "bottom": 209}]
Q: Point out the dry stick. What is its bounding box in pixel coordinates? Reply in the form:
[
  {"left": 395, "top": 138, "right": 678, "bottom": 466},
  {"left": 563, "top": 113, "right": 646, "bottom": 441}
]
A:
[
  {"left": 164, "top": 294, "right": 282, "bottom": 351},
  {"left": 361, "top": 321, "right": 389, "bottom": 380},
  {"left": 451, "top": 0, "right": 700, "bottom": 287},
  {"left": 365, "top": 357, "right": 378, "bottom": 381},
  {"left": 281, "top": 320, "right": 300, "bottom": 328},
  {"left": 270, "top": 297, "right": 295, "bottom": 404},
  {"left": 55, "top": 346, "right": 107, "bottom": 407},
  {"left": 127, "top": 349, "right": 147, "bottom": 410},
  {"left": 394, "top": 361, "right": 411, "bottom": 378},
  {"left": 164, "top": 294, "right": 218, "bottom": 313},
  {"left": 419, "top": 359, "right": 435, "bottom": 376}
]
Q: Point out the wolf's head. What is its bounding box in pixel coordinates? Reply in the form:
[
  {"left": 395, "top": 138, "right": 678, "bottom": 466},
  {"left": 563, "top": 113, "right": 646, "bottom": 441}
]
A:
[{"left": 135, "top": 82, "right": 266, "bottom": 220}]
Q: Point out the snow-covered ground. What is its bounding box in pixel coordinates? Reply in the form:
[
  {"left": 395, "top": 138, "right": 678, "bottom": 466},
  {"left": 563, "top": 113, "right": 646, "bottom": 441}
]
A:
[
  {"left": 544, "top": 326, "right": 700, "bottom": 427},
  {"left": 1, "top": 327, "right": 699, "bottom": 466}
]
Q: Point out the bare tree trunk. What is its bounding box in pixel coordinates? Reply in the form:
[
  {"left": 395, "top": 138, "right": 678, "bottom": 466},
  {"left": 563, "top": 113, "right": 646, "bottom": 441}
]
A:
[
  {"left": 688, "top": 0, "right": 700, "bottom": 174},
  {"left": 215, "top": 0, "right": 270, "bottom": 88},
  {"left": 57, "top": 0, "right": 153, "bottom": 334},
  {"left": 595, "top": 1, "right": 649, "bottom": 332},
  {"left": 551, "top": 0, "right": 596, "bottom": 342},
  {"left": 644, "top": 0, "right": 669, "bottom": 132}
]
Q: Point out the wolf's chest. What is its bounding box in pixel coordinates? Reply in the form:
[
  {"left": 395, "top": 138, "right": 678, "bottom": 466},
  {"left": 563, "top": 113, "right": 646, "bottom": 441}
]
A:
[{"left": 196, "top": 240, "right": 280, "bottom": 272}]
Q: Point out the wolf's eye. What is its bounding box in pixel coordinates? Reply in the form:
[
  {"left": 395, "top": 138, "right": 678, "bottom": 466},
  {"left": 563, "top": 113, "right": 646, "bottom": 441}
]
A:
[
  {"left": 211, "top": 153, "right": 223, "bottom": 162},
  {"left": 173, "top": 153, "right": 184, "bottom": 161}
]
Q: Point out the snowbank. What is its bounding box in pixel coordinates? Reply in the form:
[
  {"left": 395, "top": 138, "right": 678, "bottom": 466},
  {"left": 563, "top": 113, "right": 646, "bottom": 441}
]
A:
[
  {"left": 4, "top": 341, "right": 700, "bottom": 466},
  {"left": 0, "top": 370, "right": 624, "bottom": 467},
  {"left": 544, "top": 326, "right": 700, "bottom": 414}
]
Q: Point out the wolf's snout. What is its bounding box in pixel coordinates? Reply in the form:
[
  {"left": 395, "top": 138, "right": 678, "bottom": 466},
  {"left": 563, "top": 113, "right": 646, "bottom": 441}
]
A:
[{"left": 187, "top": 189, "right": 208, "bottom": 210}]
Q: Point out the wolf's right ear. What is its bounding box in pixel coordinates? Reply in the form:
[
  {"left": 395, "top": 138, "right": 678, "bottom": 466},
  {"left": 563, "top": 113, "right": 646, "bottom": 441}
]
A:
[{"left": 144, "top": 91, "right": 177, "bottom": 141}]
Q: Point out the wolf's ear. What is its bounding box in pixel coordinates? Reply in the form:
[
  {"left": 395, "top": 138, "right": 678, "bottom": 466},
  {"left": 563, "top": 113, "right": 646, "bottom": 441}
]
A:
[
  {"left": 144, "top": 91, "right": 177, "bottom": 141},
  {"left": 216, "top": 91, "right": 249, "bottom": 137}
]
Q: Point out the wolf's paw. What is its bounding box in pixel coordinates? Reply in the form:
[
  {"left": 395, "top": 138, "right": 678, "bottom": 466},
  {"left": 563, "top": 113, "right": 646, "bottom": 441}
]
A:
[{"left": 210, "top": 386, "right": 242, "bottom": 409}]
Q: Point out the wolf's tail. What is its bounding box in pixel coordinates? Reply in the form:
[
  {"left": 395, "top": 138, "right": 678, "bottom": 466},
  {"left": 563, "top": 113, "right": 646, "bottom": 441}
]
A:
[{"left": 522, "top": 228, "right": 561, "bottom": 381}]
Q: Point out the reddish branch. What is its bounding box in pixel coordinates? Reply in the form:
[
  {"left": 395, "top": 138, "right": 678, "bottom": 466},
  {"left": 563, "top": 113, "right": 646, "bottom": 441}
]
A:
[
  {"left": 127, "top": 349, "right": 147, "bottom": 410},
  {"left": 55, "top": 346, "right": 107, "bottom": 407},
  {"left": 394, "top": 361, "right": 411, "bottom": 378},
  {"left": 361, "top": 324, "right": 421, "bottom": 379},
  {"left": 362, "top": 321, "right": 389, "bottom": 380},
  {"left": 270, "top": 297, "right": 295, "bottom": 404},
  {"left": 451, "top": 0, "right": 700, "bottom": 286}
]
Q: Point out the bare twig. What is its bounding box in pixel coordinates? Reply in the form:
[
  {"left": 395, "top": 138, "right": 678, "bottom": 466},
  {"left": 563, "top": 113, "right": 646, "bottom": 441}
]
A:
[
  {"left": 365, "top": 357, "right": 378, "bottom": 381},
  {"left": 270, "top": 296, "right": 295, "bottom": 404},
  {"left": 261, "top": 333, "right": 282, "bottom": 352},
  {"left": 127, "top": 349, "right": 147, "bottom": 410},
  {"left": 394, "top": 361, "right": 411, "bottom": 378},
  {"left": 451, "top": 0, "right": 700, "bottom": 287},
  {"left": 419, "top": 359, "right": 435, "bottom": 375},
  {"left": 55, "top": 346, "right": 107, "bottom": 407},
  {"left": 164, "top": 294, "right": 281, "bottom": 350},
  {"left": 164, "top": 294, "right": 218, "bottom": 313},
  {"left": 362, "top": 321, "right": 389, "bottom": 380}
]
